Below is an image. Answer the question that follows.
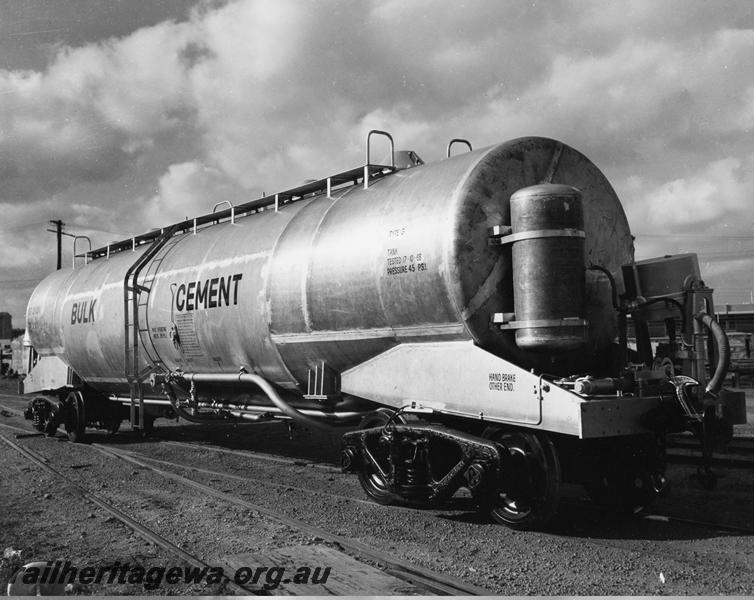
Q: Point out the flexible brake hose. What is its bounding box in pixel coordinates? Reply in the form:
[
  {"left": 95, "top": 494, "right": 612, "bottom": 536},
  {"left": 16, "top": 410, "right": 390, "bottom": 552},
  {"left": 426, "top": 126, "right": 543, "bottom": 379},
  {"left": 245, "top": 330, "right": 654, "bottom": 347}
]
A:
[{"left": 694, "top": 312, "right": 730, "bottom": 394}]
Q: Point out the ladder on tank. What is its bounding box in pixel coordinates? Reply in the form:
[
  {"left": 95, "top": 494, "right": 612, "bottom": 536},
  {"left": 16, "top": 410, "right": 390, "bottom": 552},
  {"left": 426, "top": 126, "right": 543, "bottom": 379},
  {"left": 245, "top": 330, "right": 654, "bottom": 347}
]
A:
[
  {"left": 136, "top": 237, "right": 181, "bottom": 369},
  {"left": 124, "top": 225, "right": 179, "bottom": 431}
]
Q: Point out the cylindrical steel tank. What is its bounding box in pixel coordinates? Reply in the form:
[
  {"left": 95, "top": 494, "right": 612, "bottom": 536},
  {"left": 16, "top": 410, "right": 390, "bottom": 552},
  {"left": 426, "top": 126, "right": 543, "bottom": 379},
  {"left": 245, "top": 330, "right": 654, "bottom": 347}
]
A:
[
  {"left": 26, "top": 137, "right": 634, "bottom": 398},
  {"left": 509, "top": 184, "right": 586, "bottom": 352}
]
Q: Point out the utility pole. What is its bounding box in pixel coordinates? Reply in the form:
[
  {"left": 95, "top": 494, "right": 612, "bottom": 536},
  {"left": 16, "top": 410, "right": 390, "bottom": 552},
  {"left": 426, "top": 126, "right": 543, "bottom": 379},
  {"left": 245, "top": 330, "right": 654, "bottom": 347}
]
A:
[
  {"left": 46, "top": 220, "right": 76, "bottom": 270},
  {"left": 48, "top": 220, "right": 63, "bottom": 270}
]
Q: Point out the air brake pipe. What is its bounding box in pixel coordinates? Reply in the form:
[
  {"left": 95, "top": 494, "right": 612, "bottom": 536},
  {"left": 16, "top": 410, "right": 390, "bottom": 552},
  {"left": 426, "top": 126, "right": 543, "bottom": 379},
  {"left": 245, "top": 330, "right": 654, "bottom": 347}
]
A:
[
  {"left": 163, "top": 386, "right": 226, "bottom": 424},
  {"left": 195, "top": 401, "right": 366, "bottom": 422},
  {"left": 179, "top": 372, "right": 350, "bottom": 430},
  {"left": 225, "top": 411, "right": 274, "bottom": 422},
  {"left": 158, "top": 379, "right": 248, "bottom": 423},
  {"left": 694, "top": 312, "right": 730, "bottom": 394}
]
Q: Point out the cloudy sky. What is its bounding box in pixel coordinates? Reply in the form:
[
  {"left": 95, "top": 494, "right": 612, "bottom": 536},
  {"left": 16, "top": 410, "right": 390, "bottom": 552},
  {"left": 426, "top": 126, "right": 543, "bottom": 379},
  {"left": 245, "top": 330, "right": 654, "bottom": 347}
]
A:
[{"left": 1, "top": 0, "right": 753, "bottom": 327}]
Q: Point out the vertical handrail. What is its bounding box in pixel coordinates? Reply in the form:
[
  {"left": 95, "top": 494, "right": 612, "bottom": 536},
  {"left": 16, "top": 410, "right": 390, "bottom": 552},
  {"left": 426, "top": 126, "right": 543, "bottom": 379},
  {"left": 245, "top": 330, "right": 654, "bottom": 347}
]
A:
[
  {"left": 123, "top": 224, "right": 180, "bottom": 429},
  {"left": 364, "top": 130, "right": 395, "bottom": 189},
  {"left": 446, "top": 138, "right": 473, "bottom": 158},
  {"left": 72, "top": 236, "right": 92, "bottom": 269},
  {"left": 212, "top": 200, "right": 235, "bottom": 224}
]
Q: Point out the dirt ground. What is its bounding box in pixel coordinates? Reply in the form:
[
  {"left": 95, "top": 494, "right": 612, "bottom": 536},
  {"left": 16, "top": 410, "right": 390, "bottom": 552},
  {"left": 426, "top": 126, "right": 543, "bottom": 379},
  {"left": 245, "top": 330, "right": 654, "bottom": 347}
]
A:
[
  {"left": 2, "top": 377, "right": 754, "bottom": 595},
  {"left": 0, "top": 395, "right": 233, "bottom": 595}
]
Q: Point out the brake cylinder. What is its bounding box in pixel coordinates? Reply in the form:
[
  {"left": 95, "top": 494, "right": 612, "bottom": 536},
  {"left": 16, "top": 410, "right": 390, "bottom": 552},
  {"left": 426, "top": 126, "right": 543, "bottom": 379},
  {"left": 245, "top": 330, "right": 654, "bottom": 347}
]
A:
[{"left": 509, "top": 183, "right": 587, "bottom": 352}]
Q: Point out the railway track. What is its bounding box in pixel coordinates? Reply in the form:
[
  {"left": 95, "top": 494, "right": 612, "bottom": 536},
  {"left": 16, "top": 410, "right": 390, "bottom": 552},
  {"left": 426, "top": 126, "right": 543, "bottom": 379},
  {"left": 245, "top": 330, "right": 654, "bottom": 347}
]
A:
[
  {"left": 0, "top": 418, "right": 487, "bottom": 596},
  {"left": 666, "top": 433, "right": 754, "bottom": 468},
  {"left": 640, "top": 513, "right": 754, "bottom": 536},
  {"left": 128, "top": 435, "right": 754, "bottom": 537},
  {"left": 3, "top": 399, "right": 754, "bottom": 533},
  {"left": 146, "top": 428, "right": 754, "bottom": 541},
  {"left": 100, "top": 442, "right": 414, "bottom": 512},
  {"left": 0, "top": 424, "right": 252, "bottom": 596},
  {"left": 87, "top": 442, "right": 487, "bottom": 595},
  {"left": 160, "top": 439, "right": 342, "bottom": 472},
  {"left": 5, "top": 413, "right": 754, "bottom": 545},
  {"left": 97, "top": 438, "right": 754, "bottom": 539},
  {"left": 4, "top": 397, "right": 754, "bottom": 594}
]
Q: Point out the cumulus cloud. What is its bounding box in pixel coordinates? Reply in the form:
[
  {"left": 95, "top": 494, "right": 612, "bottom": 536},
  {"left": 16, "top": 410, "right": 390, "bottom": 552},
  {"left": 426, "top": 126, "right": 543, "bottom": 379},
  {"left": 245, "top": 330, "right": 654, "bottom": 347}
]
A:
[
  {"left": 3, "top": 0, "right": 752, "bottom": 201},
  {"left": 0, "top": 22, "right": 198, "bottom": 200},
  {"left": 2, "top": 0, "right": 754, "bottom": 319},
  {"left": 625, "top": 154, "right": 754, "bottom": 234},
  {"left": 139, "top": 160, "right": 248, "bottom": 226},
  {"left": 652, "top": 157, "right": 752, "bottom": 225}
]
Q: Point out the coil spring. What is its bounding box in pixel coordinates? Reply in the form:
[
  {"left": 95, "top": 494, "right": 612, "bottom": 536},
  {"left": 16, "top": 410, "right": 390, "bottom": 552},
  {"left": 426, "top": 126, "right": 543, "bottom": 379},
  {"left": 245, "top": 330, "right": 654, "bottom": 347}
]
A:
[
  {"left": 395, "top": 461, "right": 427, "bottom": 486},
  {"left": 394, "top": 441, "right": 429, "bottom": 487}
]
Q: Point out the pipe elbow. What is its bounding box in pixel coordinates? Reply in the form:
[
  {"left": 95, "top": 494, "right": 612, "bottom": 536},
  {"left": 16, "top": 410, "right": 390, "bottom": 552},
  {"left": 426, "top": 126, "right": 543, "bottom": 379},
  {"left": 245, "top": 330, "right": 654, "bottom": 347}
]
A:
[{"left": 694, "top": 311, "right": 730, "bottom": 394}]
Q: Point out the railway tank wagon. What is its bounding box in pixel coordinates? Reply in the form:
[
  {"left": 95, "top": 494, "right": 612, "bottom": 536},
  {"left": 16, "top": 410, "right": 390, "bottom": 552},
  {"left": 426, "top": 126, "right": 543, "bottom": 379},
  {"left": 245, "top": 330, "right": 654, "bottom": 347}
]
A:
[{"left": 24, "top": 132, "right": 745, "bottom": 529}]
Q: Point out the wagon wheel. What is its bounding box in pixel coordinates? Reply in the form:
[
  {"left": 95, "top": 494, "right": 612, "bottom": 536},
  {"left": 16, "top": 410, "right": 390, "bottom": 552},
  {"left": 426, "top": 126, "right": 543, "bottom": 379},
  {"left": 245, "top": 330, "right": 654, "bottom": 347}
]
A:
[
  {"left": 479, "top": 428, "right": 561, "bottom": 530},
  {"left": 356, "top": 408, "right": 405, "bottom": 505},
  {"left": 64, "top": 391, "right": 86, "bottom": 443}
]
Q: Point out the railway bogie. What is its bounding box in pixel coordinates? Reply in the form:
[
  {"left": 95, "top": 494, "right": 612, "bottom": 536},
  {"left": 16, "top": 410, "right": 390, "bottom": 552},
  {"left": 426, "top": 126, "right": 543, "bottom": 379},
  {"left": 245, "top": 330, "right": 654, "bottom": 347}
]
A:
[{"left": 22, "top": 131, "right": 746, "bottom": 529}]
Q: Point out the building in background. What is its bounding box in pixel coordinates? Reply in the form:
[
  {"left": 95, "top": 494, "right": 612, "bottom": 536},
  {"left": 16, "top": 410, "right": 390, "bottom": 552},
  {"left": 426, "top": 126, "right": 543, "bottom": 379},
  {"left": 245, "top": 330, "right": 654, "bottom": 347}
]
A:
[
  {"left": 0, "top": 312, "right": 12, "bottom": 375},
  {"left": 717, "top": 304, "right": 754, "bottom": 337}
]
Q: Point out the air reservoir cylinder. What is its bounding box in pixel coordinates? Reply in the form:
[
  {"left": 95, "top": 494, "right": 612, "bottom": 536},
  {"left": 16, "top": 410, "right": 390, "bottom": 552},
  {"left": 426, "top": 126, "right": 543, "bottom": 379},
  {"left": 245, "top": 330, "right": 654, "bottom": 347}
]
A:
[{"left": 509, "top": 183, "right": 587, "bottom": 352}]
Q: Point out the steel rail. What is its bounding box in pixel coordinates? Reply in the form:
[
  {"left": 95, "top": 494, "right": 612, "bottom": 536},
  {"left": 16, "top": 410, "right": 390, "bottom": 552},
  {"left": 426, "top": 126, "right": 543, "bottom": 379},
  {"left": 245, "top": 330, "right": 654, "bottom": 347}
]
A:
[
  {"left": 641, "top": 513, "right": 754, "bottom": 536},
  {"left": 0, "top": 427, "right": 254, "bottom": 595},
  {"left": 555, "top": 491, "right": 754, "bottom": 537},
  {"left": 667, "top": 432, "right": 754, "bottom": 448},
  {"left": 0, "top": 414, "right": 467, "bottom": 517},
  {"left": 160, "top": 439, "right": 341, "bottom": 471},
  {"left": 665, "top": 450, "right": 754, "bottom": 469},
  {"left": 88, "top": 442, "right": 489, "bottom": 595},
  {"left": 665, "top": 433, "right": 754, "bottom": 468},
  {"left": 89, "top": 439, "right": 754, "bottom": 583},
  {"left": 4, "top": 415, "right": 754, "bottom": 566},
  {"left": 0, "top": 398, "right": 345, "bottom": 471},
  {"left": 6, "top": 405, "right": 754, "bottom": 529},
  {"left": 99, "top": 443, "right": 474, "bottom": 524},
  {"left": 0, "top": 399, "right": 26, "bottom": 416},
  {"left": 110, "top": 446, "right": 377, "bottom": 508},
  {"left": 0, "top": 416, "right": 486, "bottom": 593}
]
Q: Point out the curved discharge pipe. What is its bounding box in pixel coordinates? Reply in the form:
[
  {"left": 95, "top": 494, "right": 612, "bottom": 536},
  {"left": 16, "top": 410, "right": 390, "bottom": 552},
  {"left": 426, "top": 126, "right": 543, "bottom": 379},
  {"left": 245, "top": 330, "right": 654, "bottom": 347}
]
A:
[
  {"left": 694, "top": 312, "right": 730, "bottom": 394},
  {"left": 170, "top": 372, "right": 357, "bottom": 430}
]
